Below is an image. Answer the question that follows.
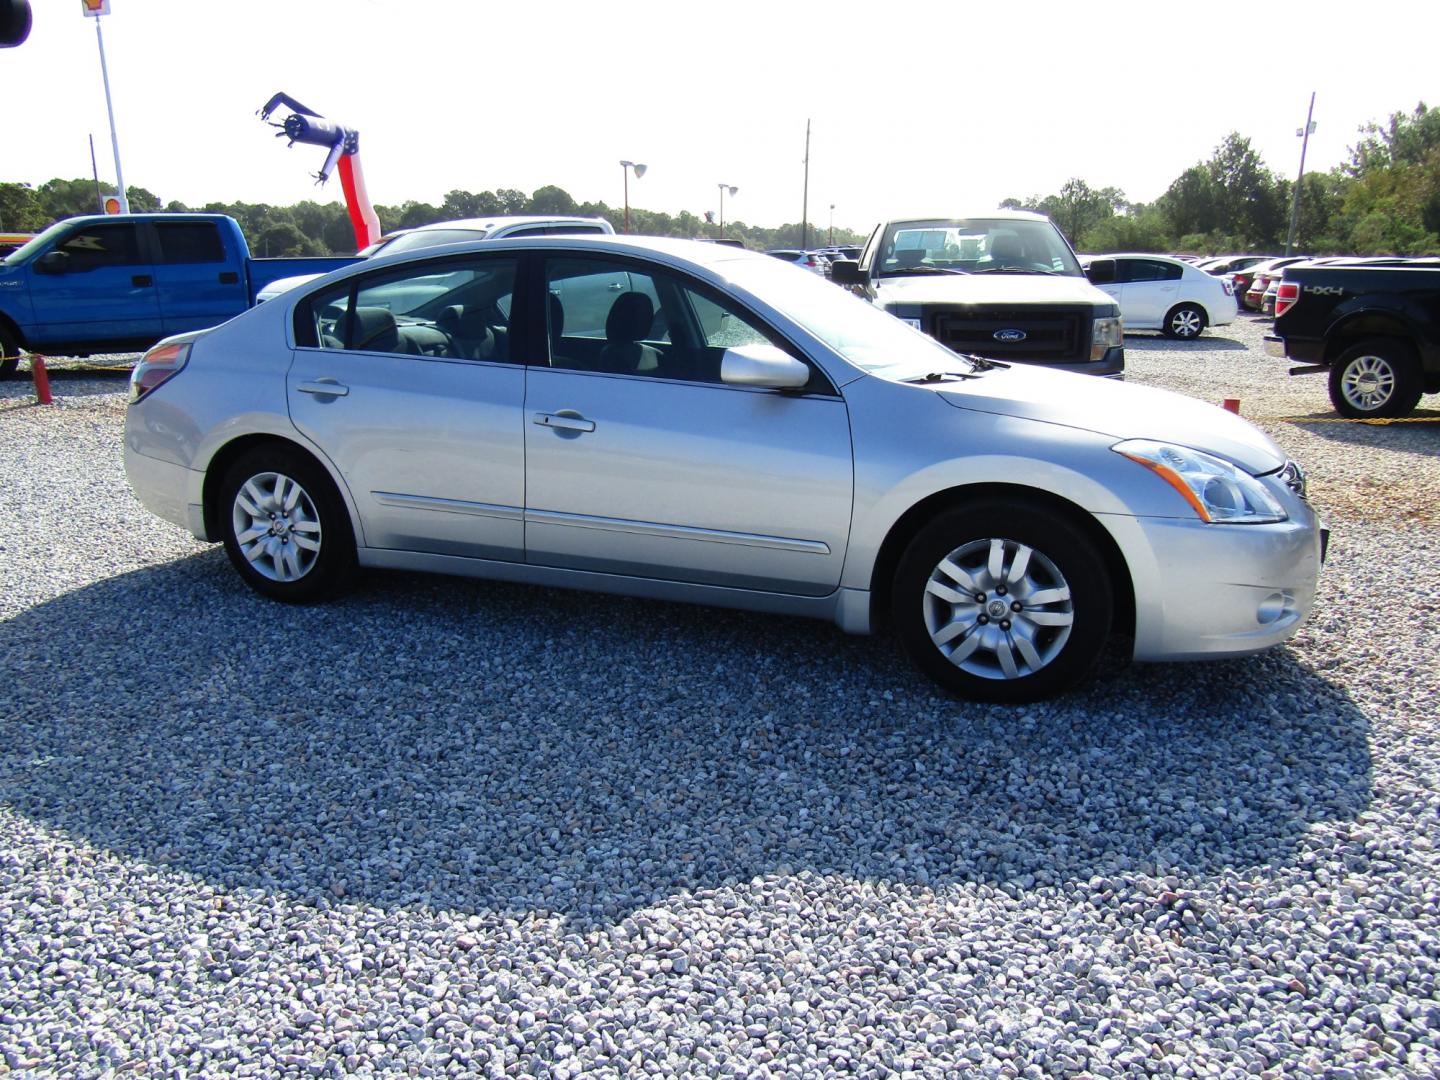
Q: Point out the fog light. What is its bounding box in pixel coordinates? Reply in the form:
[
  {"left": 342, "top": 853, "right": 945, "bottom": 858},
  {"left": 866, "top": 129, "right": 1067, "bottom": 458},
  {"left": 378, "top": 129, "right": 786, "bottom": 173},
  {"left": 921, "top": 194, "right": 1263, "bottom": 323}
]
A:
[{"left": 1256, "top": 591, "right": 1294, "bottom": 626}]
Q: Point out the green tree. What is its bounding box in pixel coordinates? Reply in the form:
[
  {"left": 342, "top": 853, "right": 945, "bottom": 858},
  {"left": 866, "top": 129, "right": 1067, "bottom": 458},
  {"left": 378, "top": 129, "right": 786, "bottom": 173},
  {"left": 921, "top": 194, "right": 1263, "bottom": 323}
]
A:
[
  {"left": 529, "top": 185, "right": 578, "bottom": 215},
  {"left": 0, "top": 182, "right": 48, "bottom": 231},
  {"left": 253, "top": 221, "right": 319, "bottom": 257}
]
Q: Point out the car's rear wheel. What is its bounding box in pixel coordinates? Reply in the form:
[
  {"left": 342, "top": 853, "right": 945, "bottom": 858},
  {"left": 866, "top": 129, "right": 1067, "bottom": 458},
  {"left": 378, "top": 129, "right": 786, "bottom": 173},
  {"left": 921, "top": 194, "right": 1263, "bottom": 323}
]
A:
[
  {"left": 1329, "top": 338, "right": 1423, "bottom": 419},
  {"left": 1163, "top": 303, "right": 1207, "bottom": 339},
  {"left": 0, "top": 323, "right": 21, "bottom": 379},
  {"left": 892, "top": 502, "right": 1113, "bottom": 703},
  {"left": 218, "top": 446, "right": 354, "bottom": 602}
]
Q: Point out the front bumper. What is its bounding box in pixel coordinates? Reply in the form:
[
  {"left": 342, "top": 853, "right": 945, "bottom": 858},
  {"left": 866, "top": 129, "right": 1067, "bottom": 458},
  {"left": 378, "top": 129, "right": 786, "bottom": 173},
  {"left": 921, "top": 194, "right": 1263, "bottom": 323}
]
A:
[{"left": 1101, "top": 505, "right": 1324, "bottom": 661}]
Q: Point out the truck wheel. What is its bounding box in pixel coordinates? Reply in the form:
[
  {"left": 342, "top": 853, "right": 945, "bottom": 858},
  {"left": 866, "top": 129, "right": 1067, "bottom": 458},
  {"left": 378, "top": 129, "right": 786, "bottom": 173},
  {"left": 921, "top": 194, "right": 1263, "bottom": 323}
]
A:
[
  {"left": 1329, "top": 338, "right": 1423, "bottom": 419},
  {"left": 891, "top": 501, "right": 1113, "bottom": 703},
  {"left": 1163, "top": 303, "right": 1207, "bottom": 340},
  {"left": 0, "top": 324, "right": 20, "bottom": 379}
]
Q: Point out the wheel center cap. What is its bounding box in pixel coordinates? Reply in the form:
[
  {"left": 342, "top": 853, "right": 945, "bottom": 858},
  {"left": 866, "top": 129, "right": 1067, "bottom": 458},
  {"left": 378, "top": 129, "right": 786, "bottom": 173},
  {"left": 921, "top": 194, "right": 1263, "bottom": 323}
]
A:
[
  {"left": 987, "top": 599, "right": 1008, "bottom": 619},
  {"left": 1356, "top": 374, "right": 1380, "bottom": 392}
]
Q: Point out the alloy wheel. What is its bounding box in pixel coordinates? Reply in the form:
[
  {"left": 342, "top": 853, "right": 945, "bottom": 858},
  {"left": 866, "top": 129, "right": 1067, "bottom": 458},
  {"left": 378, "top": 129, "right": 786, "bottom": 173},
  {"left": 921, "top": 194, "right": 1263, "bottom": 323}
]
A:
[
  {"left": 922, "top": 537, "right": 1074, "bottom": 681},
  {"left": 231, "top": 471, "right": 323, "bottom": 583}
]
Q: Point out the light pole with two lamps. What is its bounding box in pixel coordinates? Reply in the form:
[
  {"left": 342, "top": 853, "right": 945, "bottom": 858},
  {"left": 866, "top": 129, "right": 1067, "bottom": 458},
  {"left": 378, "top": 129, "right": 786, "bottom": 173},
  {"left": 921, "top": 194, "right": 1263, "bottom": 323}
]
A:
[{"left": 619, "top": 160, "right": 647, "bottom": 233}]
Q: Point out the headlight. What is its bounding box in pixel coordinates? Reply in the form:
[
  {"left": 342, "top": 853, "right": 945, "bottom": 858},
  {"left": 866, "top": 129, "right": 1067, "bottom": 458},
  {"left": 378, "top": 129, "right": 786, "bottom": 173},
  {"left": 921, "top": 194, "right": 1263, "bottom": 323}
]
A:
[
  {"left": 1091, "top": 315, "right": 1123, "bottom": 360},
  {"left": 1114, "top": 439, "right": 1287, "bottom": 524}
]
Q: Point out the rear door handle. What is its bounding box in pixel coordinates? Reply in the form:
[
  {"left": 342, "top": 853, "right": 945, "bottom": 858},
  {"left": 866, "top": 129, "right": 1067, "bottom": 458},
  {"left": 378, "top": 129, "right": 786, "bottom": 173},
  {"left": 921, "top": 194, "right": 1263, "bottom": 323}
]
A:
[
  {"left": 132, "top": 274, "right": 152, "bottom": 287},
  {"left": 296, "top": 379, "right": 350, "bottom": 397},
  {"left": 532, "top": 411, "right": 595, "bottom": 433}
]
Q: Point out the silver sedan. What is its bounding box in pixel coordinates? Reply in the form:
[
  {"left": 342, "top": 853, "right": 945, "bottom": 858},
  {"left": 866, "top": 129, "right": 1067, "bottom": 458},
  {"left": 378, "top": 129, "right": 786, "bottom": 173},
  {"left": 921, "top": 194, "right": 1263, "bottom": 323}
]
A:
[{"left": 124, "top": 237, "right": 1324, "bottom": 702}]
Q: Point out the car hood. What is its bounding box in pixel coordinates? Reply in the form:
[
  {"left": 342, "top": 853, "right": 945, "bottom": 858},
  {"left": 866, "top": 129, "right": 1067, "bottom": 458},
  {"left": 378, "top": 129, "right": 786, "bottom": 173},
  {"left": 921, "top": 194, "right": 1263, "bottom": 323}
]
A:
[
  {"left": 936, "top": 363, "right": 1287, "bottom": 474},
  {"left": 875, "top": 273, "right": 1112, "bottom": 307}
]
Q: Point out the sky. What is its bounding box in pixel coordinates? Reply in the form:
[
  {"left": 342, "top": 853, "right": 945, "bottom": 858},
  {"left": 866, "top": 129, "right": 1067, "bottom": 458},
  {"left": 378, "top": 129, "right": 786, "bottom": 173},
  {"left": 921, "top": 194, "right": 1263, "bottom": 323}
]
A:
[{"left": 4, "top": 0, "right": 1437, "bottom": 237}]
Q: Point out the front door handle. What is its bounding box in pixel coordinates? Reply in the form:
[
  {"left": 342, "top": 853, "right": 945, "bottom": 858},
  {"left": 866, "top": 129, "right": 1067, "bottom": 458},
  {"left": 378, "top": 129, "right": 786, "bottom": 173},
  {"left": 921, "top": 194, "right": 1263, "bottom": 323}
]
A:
[
  {"left": 532, "top": 411, "right": 595, "bottom": 433},
  {"left": 132, "top": 274, "right": 153, "bottom": 287},
  {"left": 296, "top": 379, "right": 350, "bottom": 397}
]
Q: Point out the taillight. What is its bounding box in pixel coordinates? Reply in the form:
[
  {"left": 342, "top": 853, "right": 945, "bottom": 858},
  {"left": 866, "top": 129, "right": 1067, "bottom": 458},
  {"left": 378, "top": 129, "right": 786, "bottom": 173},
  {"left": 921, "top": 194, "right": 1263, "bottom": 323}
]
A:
[
  {"left": 128, "top": 341, "right": 191, "bottom": 403},
  {"left": 1275, "top": 282, "right": 1300, "bottom": 317},
  {"left": 1222, "top": 280, "right": 1234, "bottom": 296}
]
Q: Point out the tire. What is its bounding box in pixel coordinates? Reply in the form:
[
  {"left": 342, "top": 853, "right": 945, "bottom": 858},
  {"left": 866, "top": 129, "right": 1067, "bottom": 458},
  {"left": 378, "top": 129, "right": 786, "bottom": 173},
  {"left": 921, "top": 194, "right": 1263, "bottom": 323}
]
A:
[
  {"left": 217, "top": 445, "right": 355, "bottom": 602},
  {"left": 1162, "top": 303, "right": 1207, "bottom": 340},
  {"left": 1328, "top": 338, "right": 1424, "bottom": 420},
  {"left": 891, "top": 501, "right": 1113, "bottom": 703},
  {"left": 0, "top": 323, "right": 20, "bottom": 380}
]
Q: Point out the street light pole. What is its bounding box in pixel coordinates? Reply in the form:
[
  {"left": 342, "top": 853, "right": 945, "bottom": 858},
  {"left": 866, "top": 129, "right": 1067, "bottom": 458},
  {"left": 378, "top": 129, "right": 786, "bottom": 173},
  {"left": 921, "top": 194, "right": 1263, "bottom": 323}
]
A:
[
  {"left": 1285, "top": 92, "right": 1317, "bottom": 257},
  {"left": 717, "top": 183, "right": 737, "bottom": 232},
  {"left": 828, "top": 204, "right": 835, "bottom": 246},
  {"left": 801, "top": 119, "right": 811, "bottom": 249},
  {"left": 619, "top": 160, "right": 647, "bottom": 234},
  {"left": 88, "top": 4, "right": 129, "bottom": 213}
]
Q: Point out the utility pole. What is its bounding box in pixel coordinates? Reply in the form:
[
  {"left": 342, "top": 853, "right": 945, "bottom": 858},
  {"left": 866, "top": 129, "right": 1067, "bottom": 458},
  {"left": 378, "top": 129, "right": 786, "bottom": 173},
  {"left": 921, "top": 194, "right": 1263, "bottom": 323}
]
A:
[
  {"left": 1285, "top": 92, "right": 1316, "bottom": 257},
  {"left": 89, "top": 135, "right": 103, "bottom": 212},
  {"left": 801, "top": 119, "right": 811, "bottom": 249}
]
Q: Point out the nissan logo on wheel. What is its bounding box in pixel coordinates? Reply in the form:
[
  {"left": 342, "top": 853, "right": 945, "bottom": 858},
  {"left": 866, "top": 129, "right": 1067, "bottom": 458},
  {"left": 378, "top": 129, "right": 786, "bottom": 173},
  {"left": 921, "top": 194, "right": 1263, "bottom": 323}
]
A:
[{"left": 993, "top": 328, "right": 1027, "bottom": 343}]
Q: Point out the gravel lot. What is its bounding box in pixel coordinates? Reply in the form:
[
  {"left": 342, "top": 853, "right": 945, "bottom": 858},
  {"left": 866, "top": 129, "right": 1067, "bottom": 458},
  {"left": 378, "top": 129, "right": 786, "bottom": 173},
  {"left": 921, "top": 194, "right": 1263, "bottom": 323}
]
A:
[{"left": 2, "top": 316, "right": 1438, "bottom": 1078}]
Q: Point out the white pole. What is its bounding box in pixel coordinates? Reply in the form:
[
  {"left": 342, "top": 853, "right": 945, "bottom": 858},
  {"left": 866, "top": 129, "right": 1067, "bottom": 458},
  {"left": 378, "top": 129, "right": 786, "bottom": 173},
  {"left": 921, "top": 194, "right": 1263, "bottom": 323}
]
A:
[{"left": 94, "top": 15, "right": 129, "bottom": 213}]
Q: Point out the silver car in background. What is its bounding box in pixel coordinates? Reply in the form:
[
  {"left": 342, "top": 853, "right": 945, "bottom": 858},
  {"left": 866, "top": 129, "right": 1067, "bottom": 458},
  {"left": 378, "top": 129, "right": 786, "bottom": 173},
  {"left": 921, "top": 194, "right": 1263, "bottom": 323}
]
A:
[{"left": 124, "top": 237, "right": 1324, "bottom": 702}]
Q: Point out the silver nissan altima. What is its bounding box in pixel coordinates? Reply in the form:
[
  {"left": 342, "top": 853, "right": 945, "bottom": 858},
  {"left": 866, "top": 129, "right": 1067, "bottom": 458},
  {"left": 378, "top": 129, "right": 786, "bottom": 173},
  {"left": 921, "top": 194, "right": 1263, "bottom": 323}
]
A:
[{"left": 124, "top": 236, "right": 1324, "bottom": 702}]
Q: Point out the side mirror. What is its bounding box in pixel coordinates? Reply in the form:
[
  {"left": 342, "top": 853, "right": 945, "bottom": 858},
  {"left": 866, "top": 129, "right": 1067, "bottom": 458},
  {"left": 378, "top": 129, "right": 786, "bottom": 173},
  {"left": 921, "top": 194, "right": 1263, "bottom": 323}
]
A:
[
  {"left": 828, "top": 258, "right": 864, "bottom": 286},
  {"left": 35, "top": 250, "right": 69, "bottom": 275},
  {"left": 720, "top": 342, "right": 810, "bottom": 390}
]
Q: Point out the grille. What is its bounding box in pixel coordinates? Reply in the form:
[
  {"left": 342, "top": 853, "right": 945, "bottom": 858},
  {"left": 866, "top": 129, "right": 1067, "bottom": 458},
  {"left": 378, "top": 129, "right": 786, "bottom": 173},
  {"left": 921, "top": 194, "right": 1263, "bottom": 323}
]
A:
[{"left": 930, "top": 306, "right": 1090, "bottom": 363}]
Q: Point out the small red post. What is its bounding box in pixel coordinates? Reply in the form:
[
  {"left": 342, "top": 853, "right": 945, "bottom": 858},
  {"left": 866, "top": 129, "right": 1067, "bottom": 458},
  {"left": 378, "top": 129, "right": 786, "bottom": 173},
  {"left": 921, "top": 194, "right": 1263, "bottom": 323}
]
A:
[
  {"left": 1223, "top": 398, "right": 1240, "bottom": 414},
  {"left": 31, "top": 355, "right": 52, "bottom": 405}
]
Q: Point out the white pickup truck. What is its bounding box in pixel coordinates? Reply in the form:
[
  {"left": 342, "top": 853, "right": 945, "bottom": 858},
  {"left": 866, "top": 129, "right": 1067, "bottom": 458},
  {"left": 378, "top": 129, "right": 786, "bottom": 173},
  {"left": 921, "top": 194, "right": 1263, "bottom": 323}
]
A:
[{"left": 829, "top": 210, "right": 1124, "bottom": 376}]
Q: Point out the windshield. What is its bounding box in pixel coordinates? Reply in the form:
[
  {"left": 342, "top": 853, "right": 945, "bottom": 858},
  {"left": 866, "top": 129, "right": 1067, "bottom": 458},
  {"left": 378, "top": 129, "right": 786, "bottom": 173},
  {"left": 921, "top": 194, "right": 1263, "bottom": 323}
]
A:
[
  {"left": 0, "top": 220, "right": 71, "bottom": 266},
  {"left": 874, "top": 217, "right": 1083, "bottom": 278},
  {"left": 724, "top": 257, "right": 967, "bottom": 380}
]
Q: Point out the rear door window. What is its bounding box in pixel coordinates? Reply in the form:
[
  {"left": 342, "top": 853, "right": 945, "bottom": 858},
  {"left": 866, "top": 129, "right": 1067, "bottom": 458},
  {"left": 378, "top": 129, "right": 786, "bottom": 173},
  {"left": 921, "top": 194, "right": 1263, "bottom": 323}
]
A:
[{"left": 154, "top": 222, "right": 226, "bottom": 264}]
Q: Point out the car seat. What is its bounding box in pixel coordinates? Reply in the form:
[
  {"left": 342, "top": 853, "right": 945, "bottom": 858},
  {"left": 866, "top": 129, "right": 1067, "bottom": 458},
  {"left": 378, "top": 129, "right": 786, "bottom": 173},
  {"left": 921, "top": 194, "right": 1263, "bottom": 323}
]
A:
[{"left": 599, "top": 292, "right": 662, "bottom": 374}]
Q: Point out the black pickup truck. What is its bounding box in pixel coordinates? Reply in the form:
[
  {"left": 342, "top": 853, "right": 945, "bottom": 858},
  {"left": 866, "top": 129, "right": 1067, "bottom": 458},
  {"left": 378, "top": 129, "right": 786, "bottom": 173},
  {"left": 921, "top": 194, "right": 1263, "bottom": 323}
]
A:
[{"left": 1265, "top": 260, "right": 1440, "bottom": 417}]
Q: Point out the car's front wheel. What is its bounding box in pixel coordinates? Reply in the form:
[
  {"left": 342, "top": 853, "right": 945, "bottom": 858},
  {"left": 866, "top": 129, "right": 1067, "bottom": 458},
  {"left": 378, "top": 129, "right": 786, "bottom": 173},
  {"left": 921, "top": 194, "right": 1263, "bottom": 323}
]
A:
[
  {"left": 1163, "top": 303, "right": 1207, "bottom": 340},
  {"left": 218, "top": 446, "right": 354, "bottom": 602},
  {"left": 892, "top": 502, "right": 1113, "bottom": 703},
  {"left": 1328, "top": 338, "right": 1423, "bottom": 419}
]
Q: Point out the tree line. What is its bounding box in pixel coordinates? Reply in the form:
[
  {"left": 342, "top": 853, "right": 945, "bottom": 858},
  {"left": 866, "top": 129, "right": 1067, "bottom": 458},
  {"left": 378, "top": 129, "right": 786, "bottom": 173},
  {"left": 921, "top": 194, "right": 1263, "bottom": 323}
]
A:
[
  {"left": 1003, "top": 103, "right": 1440, "bottom": 256},
  {"left": 0, "top": 177, "right": 865, "bottom": 256},
  {"left": 6, "top": 102, "right": 1438, "bottom": 257}
]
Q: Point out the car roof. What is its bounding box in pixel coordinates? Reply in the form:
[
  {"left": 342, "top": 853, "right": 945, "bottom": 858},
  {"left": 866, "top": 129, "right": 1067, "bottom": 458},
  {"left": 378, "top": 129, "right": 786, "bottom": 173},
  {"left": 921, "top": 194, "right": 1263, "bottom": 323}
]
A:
[
  {"left": 360, "top": 233, "right": 756, "bottom": 273},
  {"left": 411, "top": 215, "right": 610, "bottom": 233},
  {"left": 883, "top": 209, "right": 1053, "bottom": 225}
]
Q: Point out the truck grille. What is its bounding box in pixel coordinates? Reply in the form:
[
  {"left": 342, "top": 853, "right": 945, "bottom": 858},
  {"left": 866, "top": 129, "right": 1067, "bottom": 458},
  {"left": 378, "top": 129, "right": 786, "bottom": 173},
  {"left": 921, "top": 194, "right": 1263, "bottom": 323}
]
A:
[{"left": 931, "top": 306, "right": 1090, "bottom": 364}]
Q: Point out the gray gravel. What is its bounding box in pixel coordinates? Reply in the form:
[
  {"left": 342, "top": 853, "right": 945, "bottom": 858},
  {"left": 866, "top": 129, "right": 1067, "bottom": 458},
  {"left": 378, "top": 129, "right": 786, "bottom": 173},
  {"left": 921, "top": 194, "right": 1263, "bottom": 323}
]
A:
[{"left": 2, "top": 316, "right": 1439, "bottom": 1078}]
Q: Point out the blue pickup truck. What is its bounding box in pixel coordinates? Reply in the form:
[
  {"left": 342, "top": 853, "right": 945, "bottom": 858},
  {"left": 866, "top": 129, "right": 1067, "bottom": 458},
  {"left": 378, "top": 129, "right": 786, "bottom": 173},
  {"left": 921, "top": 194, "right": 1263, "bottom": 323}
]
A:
[{"left": 0, "top": 214, "right": 356, "bottom": 377}]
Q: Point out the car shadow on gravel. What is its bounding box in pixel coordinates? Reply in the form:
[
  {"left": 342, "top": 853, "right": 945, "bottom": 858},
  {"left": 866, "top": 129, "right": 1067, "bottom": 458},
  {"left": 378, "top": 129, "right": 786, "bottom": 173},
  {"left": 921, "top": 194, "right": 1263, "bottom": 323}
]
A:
[
  {"left": 0, "top": 553, "right": 1373, "bottom": 928},
  {"left": 1276, "top": 409, "right": 1440, "bottom": 450},
  {"left": 1123, "top": 335, "right": 1249, "bottom": 352}
]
